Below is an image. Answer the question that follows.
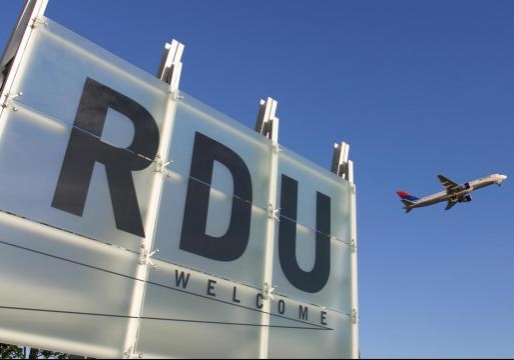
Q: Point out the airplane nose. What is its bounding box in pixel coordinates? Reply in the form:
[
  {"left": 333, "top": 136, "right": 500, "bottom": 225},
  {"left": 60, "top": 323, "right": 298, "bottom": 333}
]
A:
[{"left": 500, "top": 174, "right": 507, "bottom": 181}]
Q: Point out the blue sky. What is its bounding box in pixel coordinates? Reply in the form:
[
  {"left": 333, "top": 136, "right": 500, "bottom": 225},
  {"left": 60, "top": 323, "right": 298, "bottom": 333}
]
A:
[{"left": 1, "top": 1, "right": 514, "bottom": 358}]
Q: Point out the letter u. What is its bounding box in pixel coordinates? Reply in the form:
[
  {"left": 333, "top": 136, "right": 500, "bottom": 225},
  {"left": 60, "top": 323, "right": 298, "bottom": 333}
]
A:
[{"left": 278, "top": 175, "right": 331, "bottom": 293}]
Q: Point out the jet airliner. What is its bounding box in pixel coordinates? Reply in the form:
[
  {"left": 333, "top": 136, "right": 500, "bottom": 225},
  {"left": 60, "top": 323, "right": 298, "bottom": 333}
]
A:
[{"left": 397, "top": 173, "right": 507, "bottom": 213}]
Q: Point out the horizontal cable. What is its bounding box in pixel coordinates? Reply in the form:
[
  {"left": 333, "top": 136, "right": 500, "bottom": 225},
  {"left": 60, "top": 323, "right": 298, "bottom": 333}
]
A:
[
  {"left": 0, "top": 237, "right": 337, "bottom": 330},
  {"left": 0, "top": 305, "right": 328, "bottom": 330}
]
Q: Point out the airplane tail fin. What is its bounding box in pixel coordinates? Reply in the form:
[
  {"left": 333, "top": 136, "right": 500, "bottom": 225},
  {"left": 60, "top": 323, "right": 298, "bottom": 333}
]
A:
[
  {"left": 396, "top": 191, "right": 418, "bottom": 213},
  {"left": 396, "top": 191, "right": 419, "bottom": 201}
]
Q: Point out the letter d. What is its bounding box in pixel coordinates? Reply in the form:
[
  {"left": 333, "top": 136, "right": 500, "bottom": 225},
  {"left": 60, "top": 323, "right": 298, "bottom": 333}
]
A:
[{"left": 180, "top": 132, "right": 252, "bottom": 261}]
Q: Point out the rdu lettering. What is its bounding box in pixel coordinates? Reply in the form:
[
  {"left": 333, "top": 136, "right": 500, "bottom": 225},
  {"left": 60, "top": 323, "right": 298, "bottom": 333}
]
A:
[{"left": 52, "top": 77, "right": 332, "bottom": 293}]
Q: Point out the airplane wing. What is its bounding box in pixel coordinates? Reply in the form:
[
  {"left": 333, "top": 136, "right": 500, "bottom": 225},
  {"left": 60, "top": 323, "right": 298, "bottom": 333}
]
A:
[
  {"left": 445, "top": 200, "right": 457, "bottom": 211},
  {"left": 437, "top": 175, "right": 460, "bottom": 193}
]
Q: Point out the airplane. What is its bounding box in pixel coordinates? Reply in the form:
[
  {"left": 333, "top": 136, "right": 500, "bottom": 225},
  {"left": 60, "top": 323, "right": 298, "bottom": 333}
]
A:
[{"left": 397, "top": 173, "right": 507, "bottom": 213}]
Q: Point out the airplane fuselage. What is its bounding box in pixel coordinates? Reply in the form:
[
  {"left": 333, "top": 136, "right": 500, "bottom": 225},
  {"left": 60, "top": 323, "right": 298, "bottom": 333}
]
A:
[
  {"left": 400, "top": 173, "right": 507, "bottom": 211},
  {"left": 407, "top": 188, "right": 469, "bottom": 209}
]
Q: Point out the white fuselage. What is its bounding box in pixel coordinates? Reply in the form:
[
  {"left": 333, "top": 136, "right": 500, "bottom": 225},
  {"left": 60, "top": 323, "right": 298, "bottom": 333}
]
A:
[{"left": 408, "top": 173, "right": 507, "bottom": 210}]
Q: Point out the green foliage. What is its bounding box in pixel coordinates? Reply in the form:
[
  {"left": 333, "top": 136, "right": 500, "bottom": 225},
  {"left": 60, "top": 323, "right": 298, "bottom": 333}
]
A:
[
  {"left": 0, "top": 344, "right": 23, "bottom": 359},
  {"left": 28, "top": 347, "right": 70, "bottom": 359},
  {"left": 0, "top": 343, "right": 74, "bottom": 359}
]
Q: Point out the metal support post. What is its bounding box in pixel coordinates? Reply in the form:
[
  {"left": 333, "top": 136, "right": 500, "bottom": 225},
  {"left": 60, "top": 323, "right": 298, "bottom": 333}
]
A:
[
  {"left": 255, "top": 97, "right": 279, "bottom": 143},
  {"left": 255, "top": 97, "right": 280, "bottom": 359},
  {"left": 0, "top": 0, "right": 48, "bottom": 117},
  {"left": 332, "top": 142, "right": 358, "bottom": 358},
  {"left": 331, "top": 142, "right": 352, "bottom": 182},
  {"left": 156, "top": 39, "right": 184, "bottom": 93},
  {"left": 349, "top": 172, "right": 359, "bottom": 359},
  {"left": 122, "top": 39, "right": 185, "bottom": 359}
]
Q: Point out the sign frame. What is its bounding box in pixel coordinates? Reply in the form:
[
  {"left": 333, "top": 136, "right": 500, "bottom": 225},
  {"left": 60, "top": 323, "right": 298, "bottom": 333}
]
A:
[{"left": 0, "top": 1, "right": 359, "bottom": 358}]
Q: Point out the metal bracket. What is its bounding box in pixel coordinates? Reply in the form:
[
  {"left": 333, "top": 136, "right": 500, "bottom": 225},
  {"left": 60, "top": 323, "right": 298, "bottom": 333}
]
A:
[
  {"left": 124, "top": 348, "right": 143, "bottom": 359},
  {"left": 351, "top": 309, "right": 358, "bottom": 325},
  {"left": 155, "top": 154, "right": 173, "bottom": 177},
  {"left": 272, "top": 143, "right": 281, "bottom": 154},
  {"left": 350, "top": 238, "right": 357, "bottom": 253},
  {"left": 267, "top": 204, "right": 280, "bottom": 221},
  {"left": 1, "top": 91, "right": 22, "bottom": 109},
  {"left": 262, "top": 282, "right": 277, "bottom": 300},
  {"left": 30, "top": 16, "right": 48, "bottom": 28},
  {"left": 138, "top": 244, "right": 159, "bottom": 269}
]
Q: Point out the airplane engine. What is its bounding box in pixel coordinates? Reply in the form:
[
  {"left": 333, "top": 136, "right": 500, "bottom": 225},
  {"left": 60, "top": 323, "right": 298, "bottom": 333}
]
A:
[{"left": 458, "top": 194, "right": 472, "bottom": 203}]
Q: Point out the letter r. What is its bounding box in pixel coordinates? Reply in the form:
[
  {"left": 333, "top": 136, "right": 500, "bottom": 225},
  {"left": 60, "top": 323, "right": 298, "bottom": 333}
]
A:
[{"left": 51, "top": 77, "right": 160, "bottom": 237}]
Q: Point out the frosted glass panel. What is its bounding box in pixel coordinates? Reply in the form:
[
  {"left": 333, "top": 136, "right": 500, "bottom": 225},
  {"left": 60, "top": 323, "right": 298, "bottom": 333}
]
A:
[
  {"left": 0, "top": 105, "right": 156, "bottom": 252},
  {"left": 152, "top": 93, "right": 273, "bottom": 287},
  {"left": 136, "top": 261, "right": 261, "bottom": 358},
  {"left": 11, "top": 17, "right": 169, "bottom": 135},
  {"left": 268, "top": 300, "right": 353, "bottom": 359},
  {"left": 0, "top": 16, "right": 175, "bottom": 251},
  {"left": 278, "top": 146, "right": 353, "bottom": 243},
  {"left": 272, "top": 218, "right": 352, "bottom": 313},
  {"left": 169, "top": 93, "right": 272, "bottom": 209},
  {"left": 0, "top": 211, "right": 139, "bottom": 358},
  {"left": 270, "top": 146, "right": 353, "bottom": 313}
]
